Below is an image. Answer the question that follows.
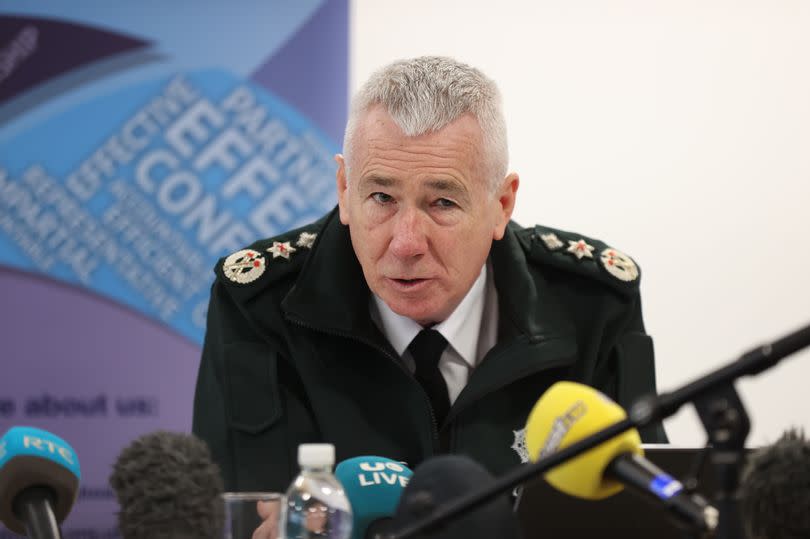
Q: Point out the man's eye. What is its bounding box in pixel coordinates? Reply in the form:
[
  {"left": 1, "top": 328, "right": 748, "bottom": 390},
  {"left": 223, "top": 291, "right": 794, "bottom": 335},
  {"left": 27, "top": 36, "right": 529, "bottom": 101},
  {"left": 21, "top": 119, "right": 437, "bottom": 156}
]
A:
[
  {"left": 371, "top": 192, "right": 393, "bottom": 204},
  {"left": 434, "top": 198, "right": 457, "bottom": 209}
]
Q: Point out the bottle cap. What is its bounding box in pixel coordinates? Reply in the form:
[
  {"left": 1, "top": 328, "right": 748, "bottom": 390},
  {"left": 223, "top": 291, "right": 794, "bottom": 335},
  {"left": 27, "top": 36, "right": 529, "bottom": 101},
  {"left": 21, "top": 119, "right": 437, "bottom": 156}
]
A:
[{"left": 298, "top": 444, "right": 335, "bottom": 468}]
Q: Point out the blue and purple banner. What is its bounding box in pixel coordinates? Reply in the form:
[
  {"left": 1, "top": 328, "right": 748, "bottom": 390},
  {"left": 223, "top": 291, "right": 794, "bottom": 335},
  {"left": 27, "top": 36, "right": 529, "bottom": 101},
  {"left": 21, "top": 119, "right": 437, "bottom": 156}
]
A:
[{"left": 0, "top": 1, "right": 347, "bottom": 536}]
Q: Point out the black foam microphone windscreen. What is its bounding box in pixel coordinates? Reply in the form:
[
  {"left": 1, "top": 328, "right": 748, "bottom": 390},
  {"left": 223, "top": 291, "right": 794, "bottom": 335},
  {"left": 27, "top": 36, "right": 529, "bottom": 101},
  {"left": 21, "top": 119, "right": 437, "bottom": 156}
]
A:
[
  {"left": 109, "top": 431, "right": 224, "bottom": 539},
  {"left": 387, "top": 454, "right": 521, "bottom": 539},
  {"left": 739, "top": 428, "right": 810, "bottom": 539}
]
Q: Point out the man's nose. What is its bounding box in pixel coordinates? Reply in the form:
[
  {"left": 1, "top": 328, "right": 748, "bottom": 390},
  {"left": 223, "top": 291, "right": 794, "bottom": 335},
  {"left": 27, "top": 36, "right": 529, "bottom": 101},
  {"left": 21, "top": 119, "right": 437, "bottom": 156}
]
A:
[{"left": 388, "top": 206, "right": 428, "bottom": 258}]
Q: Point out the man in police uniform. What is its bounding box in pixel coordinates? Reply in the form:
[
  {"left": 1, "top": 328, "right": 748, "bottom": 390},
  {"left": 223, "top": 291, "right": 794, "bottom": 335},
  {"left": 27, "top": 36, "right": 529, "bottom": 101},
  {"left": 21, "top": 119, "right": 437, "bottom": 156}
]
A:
[{"left": 193, "top": 56, "right": 666, "bottom": 493}]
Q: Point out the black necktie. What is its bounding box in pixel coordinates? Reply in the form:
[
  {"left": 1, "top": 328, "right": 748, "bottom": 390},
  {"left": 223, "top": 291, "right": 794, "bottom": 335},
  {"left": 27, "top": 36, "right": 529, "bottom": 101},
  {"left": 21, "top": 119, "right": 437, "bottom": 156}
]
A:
[{"left": 407, "top": 329, "right": 451, "bottom": 426}]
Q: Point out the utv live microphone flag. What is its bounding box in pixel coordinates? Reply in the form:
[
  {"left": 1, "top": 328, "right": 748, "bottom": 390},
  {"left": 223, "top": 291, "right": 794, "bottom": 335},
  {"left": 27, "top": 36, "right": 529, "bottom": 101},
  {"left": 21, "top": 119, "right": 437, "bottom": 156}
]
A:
[{"left": 335, "top": 456, "right": 412, "bottom": 539}]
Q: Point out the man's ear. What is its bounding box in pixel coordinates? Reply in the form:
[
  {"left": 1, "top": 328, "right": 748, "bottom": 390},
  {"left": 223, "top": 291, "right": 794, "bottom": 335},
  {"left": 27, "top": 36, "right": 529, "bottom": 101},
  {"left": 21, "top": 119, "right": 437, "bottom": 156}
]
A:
[
  {"left": 492, "top": 172, "right": 519, "bottom": 241},
  {"left": 335, "top": 154, "right": 350, "bottom": 225}
]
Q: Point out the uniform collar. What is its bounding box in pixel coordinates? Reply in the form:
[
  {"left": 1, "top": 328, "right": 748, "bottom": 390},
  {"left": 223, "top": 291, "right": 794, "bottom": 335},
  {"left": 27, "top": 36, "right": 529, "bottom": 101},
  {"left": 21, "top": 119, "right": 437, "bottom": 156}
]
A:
[{"left": 372, "top": 264, "right": 487, "bottom": 368}]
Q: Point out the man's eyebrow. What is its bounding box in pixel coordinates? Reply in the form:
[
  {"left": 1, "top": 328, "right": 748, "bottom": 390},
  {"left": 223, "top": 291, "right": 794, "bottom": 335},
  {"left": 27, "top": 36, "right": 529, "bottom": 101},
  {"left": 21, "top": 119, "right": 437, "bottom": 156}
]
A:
[
  {"left": 424, "top": 178, "right": 469, "bottom": 199},
  {"left": 359, "top": 175, "right": 470, "bottom": 201},
  {"left": 360, "top": 175, "right": 397, "bottom": 188}
]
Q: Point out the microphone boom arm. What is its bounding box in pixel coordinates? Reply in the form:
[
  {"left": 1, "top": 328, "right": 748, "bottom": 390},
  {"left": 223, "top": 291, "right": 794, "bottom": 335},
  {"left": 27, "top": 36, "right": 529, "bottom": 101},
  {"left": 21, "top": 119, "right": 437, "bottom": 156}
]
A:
[
  {"left": 382, "top": 418, "right": 635, "bottom": 539},
  {"left": 631, "top": 322, "right": 810, "bottom": 427},
  {"left": 383, "top": 321, "right": 810, "bottom": 539}
]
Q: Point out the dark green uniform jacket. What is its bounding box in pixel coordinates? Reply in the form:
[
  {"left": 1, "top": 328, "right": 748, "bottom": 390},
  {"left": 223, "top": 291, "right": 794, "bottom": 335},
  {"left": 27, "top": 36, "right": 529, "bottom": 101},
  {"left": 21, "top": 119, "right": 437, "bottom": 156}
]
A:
[{"left": 192, "top": 208, "right": 667, "bottom": 492}]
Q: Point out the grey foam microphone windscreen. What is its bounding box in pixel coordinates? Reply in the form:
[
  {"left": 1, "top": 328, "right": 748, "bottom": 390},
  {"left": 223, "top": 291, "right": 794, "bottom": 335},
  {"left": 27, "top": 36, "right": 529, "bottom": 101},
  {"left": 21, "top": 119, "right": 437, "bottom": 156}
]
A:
[
  {"left": 739, "top": 428, "right": 810, "bottom": 539},
  {"left": 109, "top": 431, "right": 224, "bottom": 539}
]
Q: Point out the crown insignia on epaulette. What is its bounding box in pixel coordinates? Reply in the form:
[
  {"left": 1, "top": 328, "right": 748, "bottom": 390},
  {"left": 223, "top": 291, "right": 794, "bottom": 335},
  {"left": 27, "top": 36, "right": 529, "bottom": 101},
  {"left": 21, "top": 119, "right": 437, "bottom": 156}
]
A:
[
  {"left": 296, "top": 232, "right": 317, "bottom": 249},
  {"left": 540, "top": 233, "right": 564, "bottom": 250}
]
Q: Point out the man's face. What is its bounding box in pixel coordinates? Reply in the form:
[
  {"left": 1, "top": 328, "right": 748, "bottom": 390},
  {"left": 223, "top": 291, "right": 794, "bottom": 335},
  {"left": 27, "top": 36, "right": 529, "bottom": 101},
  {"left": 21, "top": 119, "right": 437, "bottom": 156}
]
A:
[{"left": 336, "top": 106, "right": 518, "bottom": 326}]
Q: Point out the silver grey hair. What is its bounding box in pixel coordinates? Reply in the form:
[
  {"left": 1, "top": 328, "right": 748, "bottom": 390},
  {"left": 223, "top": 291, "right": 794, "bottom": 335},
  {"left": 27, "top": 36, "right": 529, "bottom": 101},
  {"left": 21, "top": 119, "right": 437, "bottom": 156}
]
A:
[{"left": 342, "top": 56, "right": 508, "bottom": 192}]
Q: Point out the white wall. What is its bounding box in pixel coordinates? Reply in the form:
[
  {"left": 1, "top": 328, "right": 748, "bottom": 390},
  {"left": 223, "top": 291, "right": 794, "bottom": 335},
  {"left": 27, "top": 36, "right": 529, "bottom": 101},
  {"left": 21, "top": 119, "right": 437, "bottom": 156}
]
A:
[{"left": 350, "top": 0, "right": 810, "bottom": 447}]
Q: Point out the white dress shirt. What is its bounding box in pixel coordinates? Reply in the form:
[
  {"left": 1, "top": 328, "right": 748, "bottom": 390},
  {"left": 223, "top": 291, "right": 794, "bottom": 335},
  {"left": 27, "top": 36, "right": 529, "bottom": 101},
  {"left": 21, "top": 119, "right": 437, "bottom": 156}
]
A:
[{"left": 371, "top": 262, "right": 499, "bottom": 404}]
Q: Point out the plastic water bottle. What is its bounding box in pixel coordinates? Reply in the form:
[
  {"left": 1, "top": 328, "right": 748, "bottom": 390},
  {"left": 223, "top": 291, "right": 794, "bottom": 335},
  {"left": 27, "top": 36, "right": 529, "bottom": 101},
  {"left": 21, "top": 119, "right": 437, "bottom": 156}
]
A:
[{"left": 282, "top": 444, "right": 353, "bottom": 539}]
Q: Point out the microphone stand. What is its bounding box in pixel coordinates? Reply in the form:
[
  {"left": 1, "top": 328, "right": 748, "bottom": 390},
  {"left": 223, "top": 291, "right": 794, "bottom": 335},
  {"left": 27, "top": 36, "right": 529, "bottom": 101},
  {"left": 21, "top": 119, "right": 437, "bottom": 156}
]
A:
[
  {"left": 383, "top": 321, "right": 810, "bottom": 539},
  {"left": 629, "top": 323, "right": 810, "bottom": 539},
  {"left": 381, "top": 418, "right": 636, "bottom": 539},
  {"left": 693, "top": 384, "right": 748, "bottom": 539}
]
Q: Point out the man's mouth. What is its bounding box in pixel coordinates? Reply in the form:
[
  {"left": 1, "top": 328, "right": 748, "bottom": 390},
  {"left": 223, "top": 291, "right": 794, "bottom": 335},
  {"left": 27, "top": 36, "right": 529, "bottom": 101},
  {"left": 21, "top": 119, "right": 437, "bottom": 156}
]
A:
[{"left": 391, "top": 277, "right": 428, "bottom": 287}]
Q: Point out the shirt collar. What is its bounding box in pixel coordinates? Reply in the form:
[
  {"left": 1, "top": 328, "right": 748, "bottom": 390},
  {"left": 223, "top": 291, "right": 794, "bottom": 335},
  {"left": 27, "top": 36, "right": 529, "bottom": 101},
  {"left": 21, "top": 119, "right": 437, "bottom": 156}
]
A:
[{"left": 372, "top": 264, "right": 488, "bottom": 369}]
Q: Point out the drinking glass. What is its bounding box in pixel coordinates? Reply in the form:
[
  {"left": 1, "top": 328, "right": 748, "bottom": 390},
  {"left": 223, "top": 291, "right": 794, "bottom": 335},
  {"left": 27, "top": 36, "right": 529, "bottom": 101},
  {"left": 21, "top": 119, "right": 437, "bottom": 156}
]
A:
[{"left": 222, "top": 492, "right": 283, "bottom": 539}]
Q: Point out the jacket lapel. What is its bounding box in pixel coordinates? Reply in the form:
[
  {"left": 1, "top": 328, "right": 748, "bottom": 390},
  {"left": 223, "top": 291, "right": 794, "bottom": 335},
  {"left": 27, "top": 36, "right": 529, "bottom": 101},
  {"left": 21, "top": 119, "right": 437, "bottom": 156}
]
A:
[{"left": 453, "top": 223, "right": 579, "bottom": 409}]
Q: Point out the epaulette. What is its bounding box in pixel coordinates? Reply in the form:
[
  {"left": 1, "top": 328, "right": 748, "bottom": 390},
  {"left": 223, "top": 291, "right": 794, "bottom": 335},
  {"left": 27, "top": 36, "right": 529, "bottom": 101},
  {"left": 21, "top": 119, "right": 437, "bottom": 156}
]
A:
[
  {"left": 517, "top": 224, "right": 642, "bottom": 296},
  {"left": 214, "top": 219, "right": 324, "bottom": 299}
]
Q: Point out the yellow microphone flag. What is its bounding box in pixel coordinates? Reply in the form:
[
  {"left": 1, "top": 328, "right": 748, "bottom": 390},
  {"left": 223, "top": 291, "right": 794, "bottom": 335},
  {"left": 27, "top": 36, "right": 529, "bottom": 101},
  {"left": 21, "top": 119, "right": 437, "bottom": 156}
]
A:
[{"left": 525, "top": 381, "right": 643, "bottom": 500}]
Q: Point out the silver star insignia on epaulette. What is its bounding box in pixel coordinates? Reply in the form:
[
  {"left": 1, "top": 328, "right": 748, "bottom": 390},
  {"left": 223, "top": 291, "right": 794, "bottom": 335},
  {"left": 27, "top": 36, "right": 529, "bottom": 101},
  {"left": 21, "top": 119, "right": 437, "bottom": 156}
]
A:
[
  {"left": 267, "top": 241, "right": 296, "bottom": 259},
  {"left": 540, "top": 232, "right": 564, "bottom": 250},
  {"left": 296, "top": 232, "right": 317, "bottom": 249},
  {"left": 567, "top": 239, "right": 595, "bottom": 260}
]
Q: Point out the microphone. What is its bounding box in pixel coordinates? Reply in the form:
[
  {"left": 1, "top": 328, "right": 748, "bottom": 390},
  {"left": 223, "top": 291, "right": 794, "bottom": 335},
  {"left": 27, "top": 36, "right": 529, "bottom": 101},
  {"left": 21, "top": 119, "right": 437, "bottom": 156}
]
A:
[
  {"left": 385, "top": 455, "right": 521, "bottom": 539},
  {"left": 334, "top": 456, "right": 413, "bottom": 539},
  {"left": 109, "top": 431, "right": 224, "bottom": 539},
  {"left": 380, "top": 323, "right": 810, "bottom": 539},
  {"left": 525, "top": 381, "right": 717, "bottom": 533},
  {"left": 739, "top": 428, "right": 810, "bottom": 539},
  {"left": 0, "top": 426, "right": 81, "bottom": 539}
]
